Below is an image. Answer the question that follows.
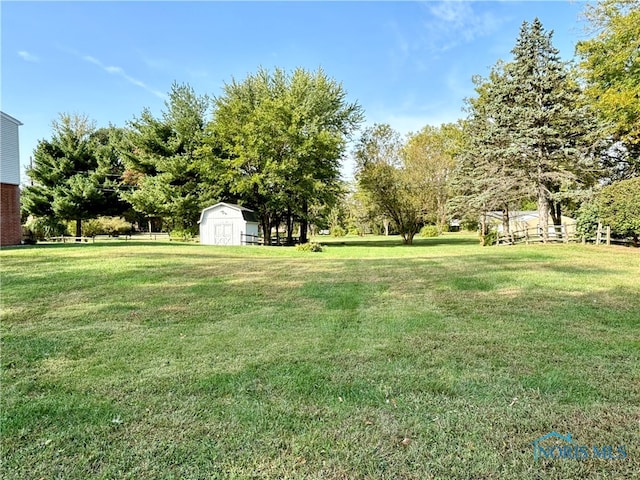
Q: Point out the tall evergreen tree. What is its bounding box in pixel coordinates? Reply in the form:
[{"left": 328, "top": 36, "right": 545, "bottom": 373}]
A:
[
  {"left": 449, "top": 69, "right": 530, "bottom": 237},
  {"left": 506, "top": 19, "right": 600, "bottom": 239},
  {"left": 120, "top": 83, "right": 214, "bottom": 232},
  {"left": 453, "top": 19, "right": 601, "bottom": 242},
  {"left": 22, "top": 114, "right": 122, "bottom": 238}
]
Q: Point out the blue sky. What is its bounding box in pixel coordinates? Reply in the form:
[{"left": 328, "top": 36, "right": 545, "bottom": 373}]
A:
[{"left": 2, "top": 1, "right": 590, "bottom": 182}]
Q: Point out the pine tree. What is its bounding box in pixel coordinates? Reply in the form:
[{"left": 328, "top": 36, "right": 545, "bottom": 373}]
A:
[
  {"left": 119, "top": 83, "right": 214, "bottom": 232},
  {"left": 22, "top": 114, "right": 122, "bottom": 238},
  {"left": 452, "top": 19, "right": 601, "bottom": 242}
]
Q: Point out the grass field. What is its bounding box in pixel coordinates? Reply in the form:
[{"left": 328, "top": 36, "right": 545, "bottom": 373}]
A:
[{"left": 1, "top": 234, "right": 639, "bottom": 479}]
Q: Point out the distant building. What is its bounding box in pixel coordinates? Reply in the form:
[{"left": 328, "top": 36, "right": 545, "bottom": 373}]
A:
[
  {"left": 486, "top": 210, "right": 577, "bottom": 236},
  {"left": 198, "top": 202, "right": 259, "bottom": 246},
  {"left": 1, "top": 112, "right": 23, "bottom": 246}
]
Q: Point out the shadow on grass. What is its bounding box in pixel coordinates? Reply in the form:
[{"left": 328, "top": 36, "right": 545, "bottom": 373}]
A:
[{"left": 317, "top": 234, "right": 479, "bottom": 248}]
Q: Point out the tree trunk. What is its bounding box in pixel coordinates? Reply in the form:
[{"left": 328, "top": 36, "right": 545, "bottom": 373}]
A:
[
  {"left": 148, "top": 219, "right": 152, "bottom": 238},
  {"left": 76, "top": 218, "right": 82, "bottom": 241},
  {"left": 384, "top": 218, "right": 390, "bottom": 236},
  {"left": 402, "top": 233, "right": 413, "bottom": 245},
  {"left": 299, "top": 199, "right": 309, "bottom": 244},
  {"left": 550, "top": 201, "right": 562, "bottom": 236},
  {"left": 537, "top": 188, "right": 549, "bottom": 243},
  {"left": 286, "top": 206, "right": 293, "bottom": 245},
  {"left": 261, "top": 215, "right": 271, "bottom": 245},
  {"left": 502, "top": 207, "right": 510, "bottom": 235}
]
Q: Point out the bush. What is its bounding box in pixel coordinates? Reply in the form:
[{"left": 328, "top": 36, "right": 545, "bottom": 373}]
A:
[
  {"left": 295, "top": 242, "right": 323, "bottom": 252},
  {"left": 331, "top": 226, "right": 346, "bottom": 237},
  {"left": 170, "top": 229, "right": 195, "bottom": 242},
  {"left": 24, "top": 217, "right": 68, "bottom": 240},
  {"left": 461, "top": 219, "right": 479, "bottom": 232},
  {"left": 67, "top": 217, "right": 132, "bottom": 237},
  {"left": 576, "top": 201, "right": 599, "bottom": 238},
  {"left": 481, "top": 229, "right": 498, "bottom": 246},
  {"left": 419, "top": 225, "right": 440, "bottom": 238}
]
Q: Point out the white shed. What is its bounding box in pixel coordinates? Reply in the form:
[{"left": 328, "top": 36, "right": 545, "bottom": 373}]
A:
[{"left": 198, "top": 202, "right": 259, "bottom": 245}]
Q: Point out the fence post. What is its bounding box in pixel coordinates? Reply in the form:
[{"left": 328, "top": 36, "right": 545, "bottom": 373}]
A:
[
  {"left": 596, "top": 222, "right": 602, "bottom": 246},
  {"left": 606, "top": 226, "right": 611, "bottom": 246},
  {"left": 563, "top": 224, "right": 568, "bottom": 244}
]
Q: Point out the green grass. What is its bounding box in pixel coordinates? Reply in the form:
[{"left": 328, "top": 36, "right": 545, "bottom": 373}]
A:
[{"left": 1, "top": 234, "right": 639, "bottom": 479}]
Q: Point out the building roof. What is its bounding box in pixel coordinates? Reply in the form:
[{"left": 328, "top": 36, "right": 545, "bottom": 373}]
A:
[
  {"left": 1, "top": 111, "right": 23, "bottom": 126},
  {"left": 198, "top": 202, "right": 259, "bottom": 224}
]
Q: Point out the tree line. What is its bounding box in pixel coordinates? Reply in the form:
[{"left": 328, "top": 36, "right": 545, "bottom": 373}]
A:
[{"left": 22, "top": 1, "right": 640, "bottom": 245}]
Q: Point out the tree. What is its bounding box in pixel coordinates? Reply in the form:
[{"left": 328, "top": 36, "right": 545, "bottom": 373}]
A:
[
  {"left": 22, "top": 114, "right": 121, "bottom": 238},
  {"left": 596, "top": 177, "right": 640, "bottom": 245},
  {"left": 449, "top": 70, "right": 530, "bottom": 237},
  {"left": 120, "top": 83, "right": 214, "bottom": 232},
  {"left": 577, "top": 0, "right": 640, "bottom": 178},
  {"left": 404, "top": 123, "right": 462, "bottom": 233},
  {"left": 210, "top": 67, "right": 363, "bottom": 244},
  {"left": 355, "top": 124, "right": 425, "bottom": 245},
  {"left": 453, "top": 19, "right": 601, "bottom": 242}
]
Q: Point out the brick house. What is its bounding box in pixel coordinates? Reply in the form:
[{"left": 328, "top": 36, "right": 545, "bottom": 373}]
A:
[{"left": 1, "top": 112, "right": 23, "bottom": 246}]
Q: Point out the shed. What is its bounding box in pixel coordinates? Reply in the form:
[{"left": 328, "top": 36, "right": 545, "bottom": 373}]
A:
[
  {"left": 198, "top": 202, "right": 259, "bottom": 245},
  {"left": 1, "top": 112, "right": 23, "bottom": 246}
]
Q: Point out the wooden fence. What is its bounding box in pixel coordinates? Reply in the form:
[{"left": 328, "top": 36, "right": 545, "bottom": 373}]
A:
[
  {"left": 496, "top": 224, "right": 635, "bottom": 246},
  {"left": 496, "top": 225, "right": 576, "bottom": 245}
]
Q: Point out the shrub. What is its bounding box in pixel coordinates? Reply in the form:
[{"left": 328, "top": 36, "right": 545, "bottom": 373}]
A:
[
  {"left": 419, "top": 225, "right": 440, "bottom": 238},
  {"left": 331, "top": 226, "right": 346, "bottom": 237},
  {"left": 67, "top": 217, "right": 132, "bottom": 237},
  {"left": 576, "top": 201, "right": 599, "bottom": 239},
  {"left": 24, "top": 216, "right": 68, "bottom": 240},
  {"left": 481, "top": 229, "right": 498, "bottom": 246},
  {"left": 296, "top": 242, "right": 323, "bottom": 252},
  {"left": 170, "top": 229, "right": 195, "bottom": 242},
  {"left": 100, "top": 217, "right": 132, "bottom": 236}
]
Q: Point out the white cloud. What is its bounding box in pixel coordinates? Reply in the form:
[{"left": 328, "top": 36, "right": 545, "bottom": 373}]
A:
[
  {"left": 81, "top": 54, "right": 166, "bottom": 99},
  {"left": 18, "top": 50, "right": 39, "bottom": 62},
  {"left": 424, "top": 1, "right": 506, "bottom": 53}
]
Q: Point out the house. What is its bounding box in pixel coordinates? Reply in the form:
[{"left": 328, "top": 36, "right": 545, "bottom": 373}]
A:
[
  {"left": 486, "top": 210, "right": 577, "bottom": 236},
  {"left": 198, "top": 202, "right": 259, "bottom": 246},
  {"left": 1, "top": 112, "right": 23, "bottom": 246}
]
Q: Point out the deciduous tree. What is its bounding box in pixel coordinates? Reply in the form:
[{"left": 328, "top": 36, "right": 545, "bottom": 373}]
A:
[
  {"left": 577, "top": 0, "right": 640, "bottom": 178},
  {"left": 210, "top": 67, "right": 362, "bottom": 243},
  {"left": 355, "top": 124, "right": 424, "bottom": 245}
]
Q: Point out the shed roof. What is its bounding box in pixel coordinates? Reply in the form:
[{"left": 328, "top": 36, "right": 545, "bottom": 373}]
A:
[{"left": 198, "top": 202, "right": 259, "bottom": 224}]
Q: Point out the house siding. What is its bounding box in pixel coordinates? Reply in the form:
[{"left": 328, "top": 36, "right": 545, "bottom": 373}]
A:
[
  {"left": 1, "top": 112, "right": 22, "bottom": 186},
  {"left": 0, "top": 112, "right": 23, "bottom": 246}
]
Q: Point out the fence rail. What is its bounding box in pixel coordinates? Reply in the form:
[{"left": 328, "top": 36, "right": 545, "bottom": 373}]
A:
[
  {"left": 497, "top": 224, "right": 637, "bottom": 247},
  {"left": 496, "top": 226, "right": 576, "bottom": 246},
  {"left": 46, "top": 233, "right": 171, "bottom": 243}
]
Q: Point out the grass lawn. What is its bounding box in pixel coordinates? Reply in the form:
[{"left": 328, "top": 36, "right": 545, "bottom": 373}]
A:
[{"left": 1, "top": 234, "right": 639, "bottom": 479}]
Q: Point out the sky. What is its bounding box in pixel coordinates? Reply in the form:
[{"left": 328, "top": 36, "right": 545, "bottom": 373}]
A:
[{"left": 2, "top": 0, "right": 592, "bottom": 182}]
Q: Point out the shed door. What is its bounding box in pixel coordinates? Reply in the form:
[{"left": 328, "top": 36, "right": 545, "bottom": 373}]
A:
[{"left": 214, "top": 223, "right": 233, "bottom": 245}]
